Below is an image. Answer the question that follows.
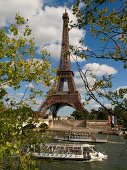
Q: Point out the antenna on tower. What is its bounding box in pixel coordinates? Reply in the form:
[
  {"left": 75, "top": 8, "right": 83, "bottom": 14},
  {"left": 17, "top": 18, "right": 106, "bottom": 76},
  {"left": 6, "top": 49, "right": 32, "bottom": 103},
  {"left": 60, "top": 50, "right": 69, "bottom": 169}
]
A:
[{"left": 64, "top": 2, "right": 67, "bottom": 13}]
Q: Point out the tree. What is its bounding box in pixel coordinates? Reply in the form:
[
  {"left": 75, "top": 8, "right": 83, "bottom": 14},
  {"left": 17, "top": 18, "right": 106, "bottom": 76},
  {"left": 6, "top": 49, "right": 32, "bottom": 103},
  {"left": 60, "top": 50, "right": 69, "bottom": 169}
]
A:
[
  {"left": 73, "top": 57, "right": 127, "bottom": 122},
  {"left": 89, "top": 109, "right": 98, "bottom": 120},
  {"left": 0, "top": 14, "right": 54, "bottom": 110},
  {"left": 70, "top": 0, "right": 127, "bottom": 123},
  {"left": 71, "top": 110, "right": 89, "bottom": 120},
  {"left": 72, "top": 0, "right": 127, "bottom": 67},
  {"left": 0, "top": 15, "right": 54, "bottom": 169},
  {"left": 113, "top": 105, "right": 127, "bottom": 127},
  {"left": 96, "top": 107, "right": 109, "bottom": 120}
]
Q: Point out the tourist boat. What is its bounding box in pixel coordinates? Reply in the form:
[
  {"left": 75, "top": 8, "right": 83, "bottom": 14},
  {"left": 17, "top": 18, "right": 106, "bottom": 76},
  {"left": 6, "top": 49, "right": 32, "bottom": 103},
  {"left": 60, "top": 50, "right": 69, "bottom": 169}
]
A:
[
  {"left": 54, "top": 134, "right": 108, "bottom": 143},
  {"left": 32, "top": 143, "right": 108, "bottom": 161},
  {"left": 68, "top": 134, "right": 108, "bottom": 143}
]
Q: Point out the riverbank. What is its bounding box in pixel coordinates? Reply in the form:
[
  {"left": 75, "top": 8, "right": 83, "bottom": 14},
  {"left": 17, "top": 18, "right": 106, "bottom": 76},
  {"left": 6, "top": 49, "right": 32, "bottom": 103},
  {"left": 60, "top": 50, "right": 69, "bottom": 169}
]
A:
[{"left": 49, "top": 127, "right": 107, "bottom": 133}]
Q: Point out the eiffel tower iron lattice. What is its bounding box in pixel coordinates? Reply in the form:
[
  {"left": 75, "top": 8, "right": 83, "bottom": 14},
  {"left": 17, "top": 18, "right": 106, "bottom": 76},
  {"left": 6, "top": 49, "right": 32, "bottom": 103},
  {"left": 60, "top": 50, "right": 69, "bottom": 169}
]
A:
[{"left": 39, "top": 10, "right": 85, "bottom": 118}]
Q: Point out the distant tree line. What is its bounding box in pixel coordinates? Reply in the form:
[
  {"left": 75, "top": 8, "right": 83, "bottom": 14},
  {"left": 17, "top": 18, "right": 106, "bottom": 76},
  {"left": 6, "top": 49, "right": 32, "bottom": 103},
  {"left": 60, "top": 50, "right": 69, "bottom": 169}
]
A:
[{"left": 71, "top": 105, "right": 127, "bottom": 127}]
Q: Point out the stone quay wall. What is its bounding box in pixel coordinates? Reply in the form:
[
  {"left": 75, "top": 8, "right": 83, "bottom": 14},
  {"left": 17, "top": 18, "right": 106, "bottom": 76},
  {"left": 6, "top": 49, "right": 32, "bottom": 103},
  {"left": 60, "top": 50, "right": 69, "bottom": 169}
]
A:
[{"left": 48, "top": 119, "right": 110, "bottom": 132}]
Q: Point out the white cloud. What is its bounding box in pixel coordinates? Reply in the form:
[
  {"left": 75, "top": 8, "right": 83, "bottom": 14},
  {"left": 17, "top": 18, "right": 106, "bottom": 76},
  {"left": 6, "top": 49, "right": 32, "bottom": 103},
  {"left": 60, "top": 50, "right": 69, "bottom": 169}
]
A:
[
  {"left": 75, "top": 63, "right": 117, "bottom": 80},
  {"left": 44, "top": 43, "right": 61, "bottom": 60},
  {"left": 74, "top": 77, "right": 85, "bottom": 93},
  {"left": 87, "top": 99, "right": 111, "bottom": 110},
  {"left": 73, "top": 63, "right": 117, "bottom": 97},
  {"left": 83, "top": 63, "right": 117, "bottom": 77},
  {"left": 0, "top": 0, "right": 86, "bottom": 61},
  {"left": 74, "top": 73, "right": 96, "bottom": 94},
  {"left": 0, "top": 0, "right": 42, "bottom": 27}
]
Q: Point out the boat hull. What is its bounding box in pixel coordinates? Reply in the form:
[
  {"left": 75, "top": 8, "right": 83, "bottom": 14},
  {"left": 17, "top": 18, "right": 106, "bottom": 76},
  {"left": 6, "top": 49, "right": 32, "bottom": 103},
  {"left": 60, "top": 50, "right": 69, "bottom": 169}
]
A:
[
  {"left": 69, "top": 139, "right": 107, "bottom": 143},
  {"left": 54, "top": 136, "right": 108, "bottom": 143},
  {"left": 33, "top": 153, "right": 91, "bottom": 161}
]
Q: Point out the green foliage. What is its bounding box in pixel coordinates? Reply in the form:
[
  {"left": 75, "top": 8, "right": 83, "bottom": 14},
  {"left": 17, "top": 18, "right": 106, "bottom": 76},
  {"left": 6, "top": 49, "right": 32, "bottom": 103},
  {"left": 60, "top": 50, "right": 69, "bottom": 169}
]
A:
[
  {"left": 71, "top": 110, "right": 89, "bottom": 120},
  {"left": 0, "top": 14, "right": 54, "bottom": 169},
  {"left": 71, "top": 0, "right": 127, "bottom": 123},
  {"left": 0, "top": 14, "right": 55, "bottom": 110},
  {"left": 95, "top": 107, "right": 109, "bottom": 120},
  {"left": 0, "top": 106, "right": 45, "bottom": 169},
  {"left": 89, "top": 106, "right": 126, "bottom": 122},
  {"left": 88, "top": 109, "right": 98, "bottom": 120},
  {"left": 83, "top": 69, "right": 127, "bottom": 122},
  {"left": 72, "top": 0, "right": 127, "bottom": 67},
  {"left": 113, "top": 105, "right": 127, "bottom": 127},
  {"left": 0, "top": 14, "right": 53, "bottom": 90}
]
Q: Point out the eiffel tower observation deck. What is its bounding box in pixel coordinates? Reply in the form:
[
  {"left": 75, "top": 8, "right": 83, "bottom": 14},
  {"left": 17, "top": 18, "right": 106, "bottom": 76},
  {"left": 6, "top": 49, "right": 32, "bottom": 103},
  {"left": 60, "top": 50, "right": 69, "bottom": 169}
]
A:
[{"left": 39, "top": 10, "right": 85, "bottom": 118}]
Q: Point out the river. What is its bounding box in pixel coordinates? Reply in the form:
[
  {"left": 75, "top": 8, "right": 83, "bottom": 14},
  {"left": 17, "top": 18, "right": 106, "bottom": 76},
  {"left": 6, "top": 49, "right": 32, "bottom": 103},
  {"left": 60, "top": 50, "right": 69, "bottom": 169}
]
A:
[{"left": 36, "top": 135, "right": 127, "bottom": 170}]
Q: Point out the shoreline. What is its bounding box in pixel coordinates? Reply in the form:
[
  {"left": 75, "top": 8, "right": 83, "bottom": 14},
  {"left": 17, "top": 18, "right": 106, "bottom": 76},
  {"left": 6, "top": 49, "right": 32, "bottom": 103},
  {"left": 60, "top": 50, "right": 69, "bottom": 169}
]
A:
[{"left": 48, "top": 127, "right": 106, "bottom": 133}]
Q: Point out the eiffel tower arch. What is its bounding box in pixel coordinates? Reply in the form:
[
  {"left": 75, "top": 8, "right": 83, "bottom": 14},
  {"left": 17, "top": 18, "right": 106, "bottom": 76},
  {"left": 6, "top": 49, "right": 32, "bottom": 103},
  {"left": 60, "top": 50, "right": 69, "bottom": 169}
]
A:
[{"left": 39, "top": 10, "right": 85, "bottom": 118}]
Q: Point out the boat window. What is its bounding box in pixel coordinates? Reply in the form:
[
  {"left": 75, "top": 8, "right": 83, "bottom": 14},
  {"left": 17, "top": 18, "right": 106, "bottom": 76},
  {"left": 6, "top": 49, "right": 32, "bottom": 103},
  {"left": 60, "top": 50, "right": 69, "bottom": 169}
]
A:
[
  {"left": 83, "top": 147, "right": 92, "bottom": 152},
  {"left": 93, "top": 147, "right": 96, "bottom": 151}
]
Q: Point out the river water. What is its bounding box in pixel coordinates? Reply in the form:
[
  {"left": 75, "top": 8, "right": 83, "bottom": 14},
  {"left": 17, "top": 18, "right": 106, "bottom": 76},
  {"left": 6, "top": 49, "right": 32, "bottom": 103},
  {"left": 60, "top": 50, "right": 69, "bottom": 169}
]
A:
[{"left": 36, "top": 135, "right": 127, "bottom": 170}]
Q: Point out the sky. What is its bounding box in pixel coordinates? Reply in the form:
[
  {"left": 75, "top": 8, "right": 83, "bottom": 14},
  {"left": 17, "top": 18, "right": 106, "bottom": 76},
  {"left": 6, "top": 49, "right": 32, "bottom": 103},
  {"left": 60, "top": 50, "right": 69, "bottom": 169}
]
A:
[{"left": 0, "top": 0, "right": 127, "bottom": 116}]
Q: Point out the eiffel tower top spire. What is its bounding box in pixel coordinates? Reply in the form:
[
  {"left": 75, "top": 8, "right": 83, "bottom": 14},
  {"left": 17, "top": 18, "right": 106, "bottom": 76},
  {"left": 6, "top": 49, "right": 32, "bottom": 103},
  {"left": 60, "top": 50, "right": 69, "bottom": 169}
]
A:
[{"left": 59, "top": 10, "right": 71, "bottom": 70}]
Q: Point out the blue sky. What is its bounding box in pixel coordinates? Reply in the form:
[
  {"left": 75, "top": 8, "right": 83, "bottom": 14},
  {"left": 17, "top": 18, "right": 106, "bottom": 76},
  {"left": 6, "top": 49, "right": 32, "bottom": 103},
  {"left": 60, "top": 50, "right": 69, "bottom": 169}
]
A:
[{"left": 0, "top": 0, "right": 127, "bottom": 116}]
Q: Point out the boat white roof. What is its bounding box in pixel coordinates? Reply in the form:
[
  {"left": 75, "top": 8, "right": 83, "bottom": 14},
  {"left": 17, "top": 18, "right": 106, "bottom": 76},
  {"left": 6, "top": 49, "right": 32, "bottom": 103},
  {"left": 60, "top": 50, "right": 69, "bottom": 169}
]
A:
[{"left": 43, "top": 143, "right": 95, "bottom": 148}]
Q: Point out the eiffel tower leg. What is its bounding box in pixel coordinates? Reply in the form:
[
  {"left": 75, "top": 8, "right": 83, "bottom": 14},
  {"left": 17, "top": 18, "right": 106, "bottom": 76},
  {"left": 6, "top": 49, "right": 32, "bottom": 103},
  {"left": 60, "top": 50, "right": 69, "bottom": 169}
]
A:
[
  {"left": 68, "top": 78, "right": 76, "bottom": 92},
  {"left": 57, "top": 78, "right": 64, "bottom": 91}
]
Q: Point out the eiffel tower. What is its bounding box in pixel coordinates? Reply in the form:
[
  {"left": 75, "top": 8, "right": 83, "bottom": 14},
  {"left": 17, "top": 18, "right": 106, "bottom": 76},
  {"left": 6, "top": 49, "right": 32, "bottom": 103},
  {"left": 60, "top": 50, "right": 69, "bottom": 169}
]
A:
[{"left": 39, "top": 10, "right": 85, "bottom": 118}]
